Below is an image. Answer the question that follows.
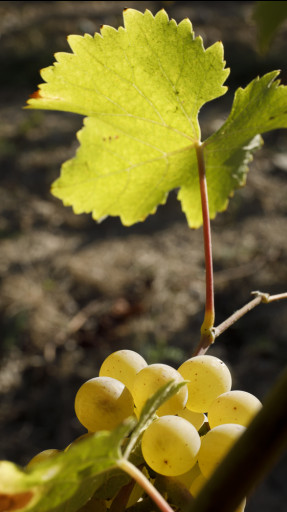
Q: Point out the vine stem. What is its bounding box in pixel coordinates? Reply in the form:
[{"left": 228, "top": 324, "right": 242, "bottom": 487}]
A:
[
  {"left": 212, "top": 291, "right": 287, "bottom": 339},
  {"left": 194, "top": 142, "right": 215, "bottom": 354},
  {"left": 116, "top": 458, "right": 174, "bottom": 512},
  {"left": 192, "top": 142, "right": 287, "bottom": 356},
  {"left": 195, "top": 290, "right": 287, "bottom": 355}
]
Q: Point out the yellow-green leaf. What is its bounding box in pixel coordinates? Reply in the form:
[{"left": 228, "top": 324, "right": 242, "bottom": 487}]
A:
[
  {"left": 26, "top": 9, "right": 287, "bottom": 228},
  {"left": 27, "top": 8, "right": 228, "bottom": 227}
]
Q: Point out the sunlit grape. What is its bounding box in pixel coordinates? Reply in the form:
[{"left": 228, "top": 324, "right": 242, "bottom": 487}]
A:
[
  {"left": 132, "top": 363, "right": 188, "bottom": 416},
  {"left": 178, "top": 355, "right": 232, "bottom": 412},
  {"left": 141, "top": 415, "right": 201, "bottom": 476},
  {"left": 99, "top": 350, "right": 147, "bottom": 392},
  {"left": 198, "top": 423, "right": 245, "bottom": 477},
  {"left": 208, "top": 390, "right": 262, "bottom": 428},
  {"left": 74, "top": 376, "right": 134, "bottom": 432}
]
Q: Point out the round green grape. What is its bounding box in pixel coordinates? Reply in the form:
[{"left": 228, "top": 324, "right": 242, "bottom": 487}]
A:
[
  {"left": 99, "top": 349, "right": 147, "bottom": 392},
  {"left": 198, "top": 423, "right": 246, "bottom": 477},
  {"left": 132, "top": 363, "right": 188, "bottom": 416},
  {"left": 208, "top": 390, "right": 262, "bottom": 428},
  {"left": 141, "top": 415, "right": 201, "bottom": 476},
  {"left": 74, "top": 376, "right": 134, "bottom": 432},
  {"left": 178, "top": 355, "right": 232, "bottom": 412}
]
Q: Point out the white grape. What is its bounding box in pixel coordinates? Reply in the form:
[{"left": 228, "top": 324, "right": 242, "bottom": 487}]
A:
[
  {"left": 141, "top": 415, "right": 201, "bottom": 476},
  {"left": 99, "top": 349, "right": 147, "bottom": 392},
  {"left": 208, "top": 390, "right": 262, "bottom": 428},
  {"left": 178, "top": 355, "right": 232, "bottom": 412},
  {"left": 132, "top": 363, "right": 188, "bottom": 416},
  {"left": 198, "top": 423, "right": 246, "bottom": 477},
  {"left": 74, "top": 376, "right": 134, "bottom": 432}
]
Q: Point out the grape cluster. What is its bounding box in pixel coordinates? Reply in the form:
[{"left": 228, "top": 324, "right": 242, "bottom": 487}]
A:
[
  {"left": 27, "top": 349, "right": 261, "bottom": 509},
  {"left": 75, "top": 350, "right": 261, "bottom": 501}
]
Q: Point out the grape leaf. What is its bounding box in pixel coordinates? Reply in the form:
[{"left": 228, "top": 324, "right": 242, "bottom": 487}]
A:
[
  {"left": 0, "top": 380, "right": 185, "bottom": 511},
  {"left": 26, "top": 8, "right": 228, "bottom": 227},
  {"left": 26, "top": 8, "right": 287, "bottom": 228},
  {"left": 180, "top": 71, "right": 287, "bottom": 224},
  {"left": 0, "top": 422, "right": 133, "bottom": 512}
]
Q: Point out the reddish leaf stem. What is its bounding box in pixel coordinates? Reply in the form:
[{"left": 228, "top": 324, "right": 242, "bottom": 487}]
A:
[
  {"left": 117, "top": 459, "right": 174, "bottom": 512},
  {"left": 193, "top": 142, "right": 215, "bottom": 355}
]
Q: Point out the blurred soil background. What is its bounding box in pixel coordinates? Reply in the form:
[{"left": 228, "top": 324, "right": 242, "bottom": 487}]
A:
[{"left": 0, "top": 1, "right": 286, "bottom": 510}]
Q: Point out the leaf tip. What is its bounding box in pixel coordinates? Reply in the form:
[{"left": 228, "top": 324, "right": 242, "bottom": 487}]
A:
[
  {"left": 93, "top": 214, "right": 108, "bottom": 224},
  {"left": 29, "top": 90, "right": 42, "bottom": 100},
  {"left": 123, "top": 7, "right": 145, "bottom": 20},
  {"left": 100, "top": 24, "right": 117, "bottom": 37},
  {"left": 155, "top": 8, "right": 169, "bottom": 22},
  {"left": 24, "top": 89, "right": 42, "bottom": 109},
  {"left": 178, "top": 16, "right": 194, "bottom": 36}
]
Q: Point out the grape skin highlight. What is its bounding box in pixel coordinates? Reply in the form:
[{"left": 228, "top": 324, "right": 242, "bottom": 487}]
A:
[
  {"left": 208, "top": 390, "right": 262, "bottom": 428},
  {"left": 132, "top": 363, "right": 188, "bottom": 416},
  {"left": 178, "top": 355, "right": 232, "bottom": 412},
  {"left": 141, "top": 415, "right": 201, "bottom": 476},
  {"left": 74, "top": 376, "right": 134, "bottom": 432},
  {"left": 99, "top": 349, "right": 147, "bottom": 392}
]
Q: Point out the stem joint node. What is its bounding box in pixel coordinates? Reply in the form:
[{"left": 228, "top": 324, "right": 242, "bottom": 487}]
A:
[{"left": 251, "top": 290, "right": 270, "bottom": 303}]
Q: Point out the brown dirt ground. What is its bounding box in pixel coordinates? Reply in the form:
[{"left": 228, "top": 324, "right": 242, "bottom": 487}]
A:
[{"left": 0, "top": 2, "right": 287, "bottom": 511}]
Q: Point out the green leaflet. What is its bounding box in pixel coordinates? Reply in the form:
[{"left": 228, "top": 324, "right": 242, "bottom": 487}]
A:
[
  {"left": 26, "top": 8, "right": 228, "bottom": 227},
  {"left": 123, "top": 380, "right": 188, "bottom": 460},
  {"left": 181, "top": 71, "right": 287, "bottom": 224},
  {"left": 26, "top": 9, "right": 287, "bottom": 228},
  {"left": 0, "top": 423, "right": 132, "bottom": 512},
  {"left": 0, "top": 381, "right": 185, "bottom": 511}
]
